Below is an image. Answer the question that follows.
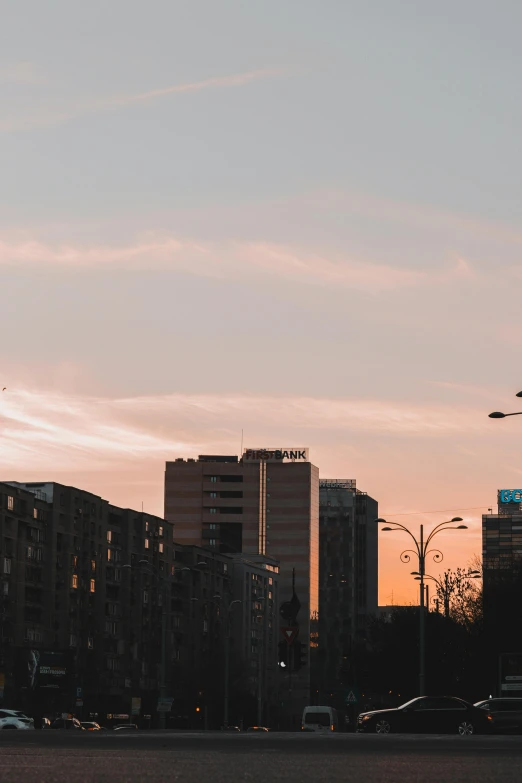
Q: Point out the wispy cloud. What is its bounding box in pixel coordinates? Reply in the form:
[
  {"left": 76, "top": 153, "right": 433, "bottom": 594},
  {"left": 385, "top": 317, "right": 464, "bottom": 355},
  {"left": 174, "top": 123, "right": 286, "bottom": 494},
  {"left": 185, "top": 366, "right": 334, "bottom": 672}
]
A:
[
  {"left": 0, "top": 67, "right": 284, "bottom": 132},
  {"left": 0, "top": 387, "right": 491, "bottom": 472},
  {"left": 0, "top": 234, "right": 474, "bottom": 292},
  {"left": 0, "top": 61, "right": 47, "bottom": 86}
]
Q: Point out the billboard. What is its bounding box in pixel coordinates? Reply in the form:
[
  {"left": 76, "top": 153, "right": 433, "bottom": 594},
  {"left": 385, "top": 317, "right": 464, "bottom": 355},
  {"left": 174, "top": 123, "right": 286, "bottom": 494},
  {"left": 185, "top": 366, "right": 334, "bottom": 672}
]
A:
[
  {"left": 243, "top": 448, "right": 309, "bottom": 462},
  {"left": 14, "top": 650, "right": 69, "bottom": 692}
]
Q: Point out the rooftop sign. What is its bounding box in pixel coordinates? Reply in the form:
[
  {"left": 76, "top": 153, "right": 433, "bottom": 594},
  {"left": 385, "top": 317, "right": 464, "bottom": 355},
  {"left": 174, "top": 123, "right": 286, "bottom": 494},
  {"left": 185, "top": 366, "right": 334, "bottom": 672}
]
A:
[
  {"left": 499, "top": 490, "right": 522, "bottom": 503},
  {"left": 319, "top": 480, "right": 356, "bottom": 490},
  {"left": 243, "top": 448, "right": 309, "bottom": 462}
]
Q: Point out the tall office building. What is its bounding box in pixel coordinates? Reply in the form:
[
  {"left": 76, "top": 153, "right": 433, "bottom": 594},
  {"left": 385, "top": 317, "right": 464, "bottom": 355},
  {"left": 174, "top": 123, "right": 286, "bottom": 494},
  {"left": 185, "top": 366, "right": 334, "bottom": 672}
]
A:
[
  {"left": 164, "top": 450, "right": 319, "bottom": 725},
  {"left": 317, "top": 479, "right": 378, "bottom": 705}
]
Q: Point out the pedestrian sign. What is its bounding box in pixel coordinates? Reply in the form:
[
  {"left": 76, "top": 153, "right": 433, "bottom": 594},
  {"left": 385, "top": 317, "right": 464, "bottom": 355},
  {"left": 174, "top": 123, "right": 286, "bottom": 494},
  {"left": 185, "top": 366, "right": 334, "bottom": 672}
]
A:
[{"left": 344, "top": 688, "right": 360, "bottom": 705}]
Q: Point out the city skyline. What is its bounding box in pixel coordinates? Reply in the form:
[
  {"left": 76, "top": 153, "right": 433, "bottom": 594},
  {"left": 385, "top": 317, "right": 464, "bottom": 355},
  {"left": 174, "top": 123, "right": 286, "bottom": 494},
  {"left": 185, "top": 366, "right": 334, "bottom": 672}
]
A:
[{"left": 2, "top": 1, "right": 522, "bottom": 603}]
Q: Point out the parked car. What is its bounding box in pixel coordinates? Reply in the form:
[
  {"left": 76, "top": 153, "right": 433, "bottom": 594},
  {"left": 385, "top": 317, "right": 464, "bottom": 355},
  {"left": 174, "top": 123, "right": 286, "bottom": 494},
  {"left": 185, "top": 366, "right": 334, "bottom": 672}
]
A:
[
  {"left": 113, "top": 724, "right": 138, "bottom": 731},
  {"left": 246, "top": 726, "right": 269, "bottom": 732},
  {"left": 81, "top": 721, "right": 103, "bottom": 731},
  {"left": 50, "top": 718, "right": 85, "bottom": 730},
  {"left": 0, "top": 710, "right": 34, "bottom": 730},
  {"left": 357, "top": 696, "right": 493, "bottom": 735},
  {"left": 475, "top": 698, "right": 522, "bottom": 733}
]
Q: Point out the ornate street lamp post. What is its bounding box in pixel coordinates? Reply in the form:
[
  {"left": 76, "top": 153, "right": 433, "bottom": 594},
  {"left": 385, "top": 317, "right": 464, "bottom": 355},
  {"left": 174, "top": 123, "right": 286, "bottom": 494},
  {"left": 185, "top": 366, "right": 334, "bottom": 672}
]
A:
[
  {"left": 375, "top": 517, "right": 467, "bottom": 695},
  {"left": 489, "top": 391, "right": 522, "bottom": 419}
]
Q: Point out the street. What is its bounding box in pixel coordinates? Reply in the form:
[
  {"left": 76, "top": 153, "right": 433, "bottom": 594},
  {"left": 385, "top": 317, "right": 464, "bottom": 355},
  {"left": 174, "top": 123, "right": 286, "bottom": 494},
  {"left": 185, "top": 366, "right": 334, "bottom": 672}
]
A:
[{"left": 1, "top": 732, "right": 522, "bottom": 783}]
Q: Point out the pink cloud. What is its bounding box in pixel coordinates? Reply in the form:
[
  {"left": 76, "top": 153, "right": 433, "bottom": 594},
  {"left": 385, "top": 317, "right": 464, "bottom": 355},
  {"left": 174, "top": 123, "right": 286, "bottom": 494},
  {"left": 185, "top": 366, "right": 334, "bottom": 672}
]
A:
[{"left": 0, "top": 235, "right": 474, "bottom": 292}]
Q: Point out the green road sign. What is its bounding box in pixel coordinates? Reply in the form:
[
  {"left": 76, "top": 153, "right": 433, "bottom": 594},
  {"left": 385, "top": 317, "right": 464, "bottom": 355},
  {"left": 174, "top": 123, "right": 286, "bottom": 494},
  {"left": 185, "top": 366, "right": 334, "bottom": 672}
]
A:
[{"left": 344, "top": 687, "right": 360, "bottom": 705}]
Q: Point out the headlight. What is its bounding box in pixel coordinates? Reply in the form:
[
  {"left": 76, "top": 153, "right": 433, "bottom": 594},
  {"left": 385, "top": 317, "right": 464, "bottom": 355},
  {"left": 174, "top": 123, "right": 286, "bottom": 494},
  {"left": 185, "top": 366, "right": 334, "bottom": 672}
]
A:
[{"left": 361, "top": 715, "right": 371, "bottom": 721}]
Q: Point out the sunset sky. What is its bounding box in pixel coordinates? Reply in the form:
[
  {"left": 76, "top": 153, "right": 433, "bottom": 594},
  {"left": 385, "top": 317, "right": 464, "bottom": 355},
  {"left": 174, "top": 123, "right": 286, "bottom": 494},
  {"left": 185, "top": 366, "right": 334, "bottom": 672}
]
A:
[{"left": 2, "top": 1, "right": 522, "bottom": 604}]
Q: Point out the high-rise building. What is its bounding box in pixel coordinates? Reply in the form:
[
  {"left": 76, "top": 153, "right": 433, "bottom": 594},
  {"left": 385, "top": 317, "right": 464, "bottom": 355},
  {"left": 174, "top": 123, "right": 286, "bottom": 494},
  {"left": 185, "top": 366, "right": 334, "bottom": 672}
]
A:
[
  {"left": 316, "top": 479, "right": 378, "bottom": 705},
  {"left": 164, "top": 450, "right": 319, "bottom": 726}
]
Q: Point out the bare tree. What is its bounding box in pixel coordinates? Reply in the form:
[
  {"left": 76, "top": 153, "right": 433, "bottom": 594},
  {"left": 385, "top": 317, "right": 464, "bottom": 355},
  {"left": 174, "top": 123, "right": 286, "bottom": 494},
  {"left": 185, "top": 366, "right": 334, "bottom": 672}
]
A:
[{"left": 435, "top": 558, "right": 482, "bottom": 629}]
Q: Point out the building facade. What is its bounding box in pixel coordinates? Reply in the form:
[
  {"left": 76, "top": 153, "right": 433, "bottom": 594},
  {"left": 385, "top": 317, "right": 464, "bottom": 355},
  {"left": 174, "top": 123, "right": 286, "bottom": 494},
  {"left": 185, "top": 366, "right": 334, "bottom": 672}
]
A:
[
  {"left": 316, "top": 479, "right": 378, "bottom": 706},
  {"left": 482, "top": 490, "right": 522, "bottom": 697},
  {"left": 0, "top": 480, "right": 280, "bottom": 727},
  {"left": 164, "top": 451, "right": 319, "bottom": 725}
]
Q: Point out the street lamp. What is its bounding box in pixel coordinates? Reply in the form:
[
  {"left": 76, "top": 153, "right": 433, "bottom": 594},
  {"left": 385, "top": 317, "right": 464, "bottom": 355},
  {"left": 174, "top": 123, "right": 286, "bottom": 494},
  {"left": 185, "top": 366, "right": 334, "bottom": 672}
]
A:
[
  {"left": 489, "top": 391, "right": 522, "bottom": 418},
  {"left": 376, "top": 516, "right": 467, "bottom": 695}
]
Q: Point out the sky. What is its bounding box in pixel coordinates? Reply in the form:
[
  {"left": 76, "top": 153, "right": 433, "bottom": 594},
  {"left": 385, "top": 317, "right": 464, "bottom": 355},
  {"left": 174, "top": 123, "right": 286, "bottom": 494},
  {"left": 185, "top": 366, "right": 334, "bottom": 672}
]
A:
[{"left": 1, "top": 0, "right": 522, "bottom": 603}]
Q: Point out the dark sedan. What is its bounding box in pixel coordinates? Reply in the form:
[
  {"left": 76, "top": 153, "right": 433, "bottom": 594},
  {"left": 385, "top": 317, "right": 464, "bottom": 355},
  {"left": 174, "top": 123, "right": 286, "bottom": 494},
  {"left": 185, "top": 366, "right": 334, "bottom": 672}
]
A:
[
  {"left": 357, "top": 696, "right": 493, "bottom": 735},
  {"left": 475, "top": 698, "right": 522, "bottom": 733}
]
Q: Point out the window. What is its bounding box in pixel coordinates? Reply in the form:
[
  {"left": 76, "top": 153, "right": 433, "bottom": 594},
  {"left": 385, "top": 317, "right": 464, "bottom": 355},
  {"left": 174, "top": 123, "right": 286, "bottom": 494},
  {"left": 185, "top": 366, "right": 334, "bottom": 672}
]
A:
[
  {"left": 33, "top": 508, "right": 38, "bottom": 519},
  {"left": 203, "top": 620, "right": 208, "bottom": 632},
  {"left": 209, "top": 492, "right": 217, "bottom": 498},
  {"left": 106, "top": 531, "right": 112, "bottom": 543},
  {"left": 71, "top": 555, "right": 78, "bottom": 568},
  {"left": 2, "top": 582, "right": 8, "bottom": 596},
  {"left": 71, "top": 574, "right": 78, "bottom": 589},
  {"left": 7, "top": 496, "right": 14, "bottom": 511},
  {"left": 107, "top": 549, "right": 112, "bottom": 562},
  {"left": 209, "top": 539, "right": 216, "bottom": 547},
  {"left": 159, "top": 542, "right": 164, "bottom": 554},
  {"left": 158, "top": 526, "right": 163, "bottom": 537},
  {"left": 209, "top": 476, "right": 218, "bottom": 483},
  {"left": 69, "top": 634, "right": 77, "bottom": 647},
  {"left": 87, "top": 637, "right": 94, "bottom": 649},
  {"left": 209, "top": 523, "right": 216, "bottom": 530},
  {"left": 171, "top": 565, "right": 175, "bottom": 576},
  {"left": 173, "top": 616, "right": 181, "bottom": 628},
  {"left": 90, "top": 579, "right": 96, "bottom": 593},
  {"left": 143, "top": 590, "right": 149, "bottom": 604},
  {"left": 144, "top": 538, "right": 150, "bottom": 549},
  {"left": 105, "top": 620, "right": 118, "bottom": 635},
  {"left": 145, "top": 521, "right": 149, "bottom": 533},
  {"left": 114, "top": 568, "right": 121, "bottom": 582},
  {"left": 107, "top": 657, "right": 120, "bottom": 672},
  {"left": 91, "top": 559, "right": 96, "bottom": 572},
  {"left": 209, "top": 508, "right": 217, "bottom": 514}
]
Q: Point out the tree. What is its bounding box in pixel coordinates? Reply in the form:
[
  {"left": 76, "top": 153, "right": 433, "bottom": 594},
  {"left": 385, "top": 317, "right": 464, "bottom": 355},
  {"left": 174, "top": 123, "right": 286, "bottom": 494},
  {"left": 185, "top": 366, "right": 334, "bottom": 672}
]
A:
[{"left": 434, "top": 563, "right": 482, "bottom": 630}]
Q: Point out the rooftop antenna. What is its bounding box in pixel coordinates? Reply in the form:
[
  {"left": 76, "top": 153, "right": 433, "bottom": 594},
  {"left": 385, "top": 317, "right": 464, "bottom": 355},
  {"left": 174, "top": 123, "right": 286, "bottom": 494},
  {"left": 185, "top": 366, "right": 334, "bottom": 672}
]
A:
[
  {"left": 142, "top": 501, "right": 144, "bottom": 513},
  {"left": 240, "top": 428, "right": 244, "bottom": 456}
]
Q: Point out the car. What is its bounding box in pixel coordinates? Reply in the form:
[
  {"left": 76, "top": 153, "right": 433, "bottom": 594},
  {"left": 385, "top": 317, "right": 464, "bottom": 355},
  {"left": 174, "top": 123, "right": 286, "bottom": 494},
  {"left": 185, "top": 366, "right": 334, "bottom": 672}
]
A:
[
  {"left": 246, "top": 726, "right": 269, "bottom": 732},
  {"left": 357, "top": 696, "right": 493, "bottom": 735},
  {"left": 81, "top": 721, "right": 103, "bottom": 731},
  {"left": 221, "top": 725, "right": 241, "bottom": 732},
  {"left": 0, "top": 710, "right": 34, "bottom": 730},
  {"left": 50, "top": 718, "right": 85, "bottom": 730},
  {"left": 475, "top": 698, "right": 522, "bottom": 733},
  {"left": 113, "top": 723, "right": 138, "bottom": 731}
]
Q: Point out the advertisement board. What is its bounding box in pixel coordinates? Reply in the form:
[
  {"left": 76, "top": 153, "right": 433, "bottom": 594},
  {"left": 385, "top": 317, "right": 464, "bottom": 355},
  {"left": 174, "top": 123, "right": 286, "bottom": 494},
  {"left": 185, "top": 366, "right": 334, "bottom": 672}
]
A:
[
  {"left": 243, "top": 448, "right": 309, "bottom": 462},
  {"left": 14, "top": 650, "right": 69, "bottom": 692}
]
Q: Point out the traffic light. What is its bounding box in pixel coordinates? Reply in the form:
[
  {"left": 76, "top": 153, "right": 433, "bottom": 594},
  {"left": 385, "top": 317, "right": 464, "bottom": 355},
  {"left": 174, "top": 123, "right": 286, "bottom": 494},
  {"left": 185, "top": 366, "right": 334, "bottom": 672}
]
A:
[
  {"left": 293, "top": 641, "right": 307, "bottom": 672},
  {"left": 278, "top": 640, "right": 288, "bottom": 667}
]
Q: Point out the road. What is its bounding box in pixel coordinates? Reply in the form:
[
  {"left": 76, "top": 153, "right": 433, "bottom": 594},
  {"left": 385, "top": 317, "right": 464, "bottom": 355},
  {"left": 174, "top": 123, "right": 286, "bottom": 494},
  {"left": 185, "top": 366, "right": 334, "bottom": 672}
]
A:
[{"left": 1, "top": 731, "right": 522, "bottom": 783}]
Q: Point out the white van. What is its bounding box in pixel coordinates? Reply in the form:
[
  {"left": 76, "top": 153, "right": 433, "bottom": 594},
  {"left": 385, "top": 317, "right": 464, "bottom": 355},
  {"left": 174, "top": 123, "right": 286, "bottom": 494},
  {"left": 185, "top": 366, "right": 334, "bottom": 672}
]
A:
[{"left": 301, "top": 706, "right": 338, "bottom": 732}]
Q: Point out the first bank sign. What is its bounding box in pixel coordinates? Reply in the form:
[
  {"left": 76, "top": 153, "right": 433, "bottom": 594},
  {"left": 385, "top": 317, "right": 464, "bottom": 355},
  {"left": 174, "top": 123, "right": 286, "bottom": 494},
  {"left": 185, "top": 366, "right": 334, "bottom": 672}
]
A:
[
  {"left": 244, "top": 448, "right": 309, "bottom": 462},
  {"left": 499, "top": 490, "right": 522, "bottom": 503}
]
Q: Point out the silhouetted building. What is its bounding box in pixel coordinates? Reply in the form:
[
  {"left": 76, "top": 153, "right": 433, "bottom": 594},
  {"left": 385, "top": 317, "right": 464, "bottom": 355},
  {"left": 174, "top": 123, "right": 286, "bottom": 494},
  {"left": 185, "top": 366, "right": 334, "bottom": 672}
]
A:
[{"left": 316, "top": 479, "right": 378, "bottom": 705}]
